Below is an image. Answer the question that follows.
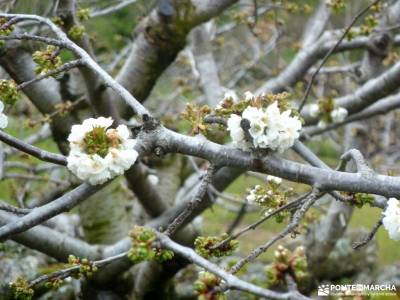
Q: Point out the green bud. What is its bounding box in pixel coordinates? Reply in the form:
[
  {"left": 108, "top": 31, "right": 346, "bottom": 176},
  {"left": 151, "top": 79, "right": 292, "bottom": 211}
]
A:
[
  {"left": 181, "top": 104, "right": 211, "bottom": 135},
  {"left": 51, "top": 16, "right": 64, "bottom": 27},
  {"left": 194, "top": 271, "right": 226, "bottom": 299},
  {"left": 128, "top": 226, "right": 174, "bottom": 264},
  {"left": 194, "top": 234, "right": 239, "bottom": 258},
  {"left": 76, "top": 8, "right": 91, "bottom": 21},
  {"left": 68, "top": 25, "right": 85, "bottom": 40},
  {"left": 32, "top": 46, "right": 62, "bottom": 75},
  {"left": 155, "top": 249, "right": 174, "bottom": 262},
  {"left": 0, "top": 79, "right": 19, "bottom": 105},
  {"left": 9, "top": 277, "right": 34, "bottom": 300}
]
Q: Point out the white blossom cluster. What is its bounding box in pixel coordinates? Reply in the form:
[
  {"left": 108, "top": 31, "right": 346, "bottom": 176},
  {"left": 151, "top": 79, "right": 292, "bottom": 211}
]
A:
[
  {"left": 309, "top": 103, "right": 348, "bottom": 128},
  {"left": 330, "top": 107, "right": 348, "bottom": 123},
  {"left": 382, "top": 198, "right": 400, "bottom": 241},
  {"left": 227, "top": 98, "right": 302, "bottom": 152},
  {"left": 266, "top": 175, "right": 282, "bottom": 185},
  {"left": 0, "top": 101, "right": 8, "bottom": 129},
  {"left": 246, "top": 185, "right": 266, "bottom": 204},
  {"left": 67, "top": 117, "right": 138, "bottom": 185},
  {"left": 246, "top": 175, "right": 283, "bottom": 204}
]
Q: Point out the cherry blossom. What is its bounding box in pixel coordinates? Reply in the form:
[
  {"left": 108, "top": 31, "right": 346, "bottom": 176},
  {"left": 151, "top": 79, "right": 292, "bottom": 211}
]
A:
[
  {"left": 67, "top": 117, "right": 138, "bottom": 185},
  {"left": 0, "top": 101, "right": 8, "bottom": 129},
  {"left": 382, "top": 198, "right": 400, "bottom": 241},
  {"left": 227, "top": 101, "right": 302, "bottom": 153}
]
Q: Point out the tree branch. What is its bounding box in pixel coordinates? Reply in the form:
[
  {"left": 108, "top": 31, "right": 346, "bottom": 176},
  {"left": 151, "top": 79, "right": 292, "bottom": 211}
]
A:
[
  {"left": 0, "top": 130, "right": 67, "bottom": 165},
  {"left": 156, "top": 232, "right": 311, "bottom": 300},
  {"left": 0, "top": 182, "right": 106, "bottom": 241}
]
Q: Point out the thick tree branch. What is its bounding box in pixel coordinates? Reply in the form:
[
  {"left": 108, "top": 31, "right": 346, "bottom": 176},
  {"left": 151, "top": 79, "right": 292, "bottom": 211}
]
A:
[
  {"left": 0, "top": 210, "right": 100, "bottom": 261},
  {"left": 0, "top": 183, "right": 106, "bottom": 241}
]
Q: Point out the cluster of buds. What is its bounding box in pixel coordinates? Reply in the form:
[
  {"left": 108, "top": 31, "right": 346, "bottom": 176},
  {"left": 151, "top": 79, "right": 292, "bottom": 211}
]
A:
[
  {"left": 27, "top": 101, "right": 79, "bottom": 128},
  {"left": 76, "top": 8, "right": 91, "bottom": 21},
  {"left": 51, "top": 16, "right": 64, "bottom": 27},
  {"left": 326, "top": 0, "right": 345, "bottom": 13},
  {"left": 194, "top": 234, "right": 239, "bottom": 258},
  {"left": 262, "top": 91, "right": 293, "bottom": 112},
  {"left": 360, "top": 15, "right": 379, "bottom": 36},
  {"left": 68, "top": 254, "right": 98, "bottom": 278},
  {"left": 347, "top": 10, "right": 381, "bottom": 40},
  {"left": 0, "top": 17, "right": 14, "bottom": 36},
  {"left": 44, "top": 278, "right": 64, "bottom": 290},
  {"left": 370, "top": 2, "right": 383, "bottom": 13},
  {"left": 214, "top": 93, "right": 245, "bottom": 117},
  {"left": 284, "top": 2, "right": 312, "bottom": 15},
  {"left": 127, "top": 226, "right": 174, "bottom": 264},
  {"left": 0, "top": 79, "right": 19, "bottom": 105},
  {"left": 341, "top": 192, "right": 374, "bottom": 208},
  {"left": 246, "top": 176, "right": 293, "bottom": 223},
  {"left": 265, "top": 245, "right": 310, "bottom": 289},
  {"left": 68, "top": 25, "right": 85, "bottom": 40},
  {"left": 32, "top": 46, "right": 62, "bottom": 75},
  {"left": 9, "top": 277, "right": 34, "bottom": 300},
  {"left": 345, "top": 29, "right": 358, "bottom": 41},
  {"left": 181, "top": 103, "right": 212, "bottom": 135},
  {"left": 194, "top": 271, "right": 226, "bottom": 300},
  {"left": 215, "top": 91, "right": 293, "bottom": 118}
]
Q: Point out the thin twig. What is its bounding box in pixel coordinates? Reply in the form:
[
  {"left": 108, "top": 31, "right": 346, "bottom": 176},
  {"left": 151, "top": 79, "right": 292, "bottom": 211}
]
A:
[
  {"left": 0, "top": 130, "right": 67, "bottom": 166},
  {"left": 353, "top": 217, "right": 383, "bottom": 249},
  {"left": 91, "top": 0, "right": 138, "bottom": 18},
  {"left": 18, "top": 59, "right": 83, "bottom": 90},
  {"left": 164, "top": 165, "right": 216, "bottom": 236},
  {"left": 226, "top": 201, "right": 247, "bottom": 235},
  {"left": 0, "top": 33, "right": 66, "bottom": 47},
  {"left": 28, "top": 252, "right": 128, "bottom": 287},
  {"left": 4, "top": 173, "right": 70, "bottom": 185},
  {"left": 229, "top": 189, "right": 321, "bottom": 274},
  {"left": 156, "top": 231, "right": 311, "bottom": 300},
  {"left": 203, "top": 115, "right": 227, "bottom": 126},
  {"left": 4, "top": 124, "right": 52, "bottom": 156},
  {"left": 211, "top": 192, "right": 311, "bottom": 250},
  {"left": 0, "top": 200, "right": 31, "bottom": 214}
]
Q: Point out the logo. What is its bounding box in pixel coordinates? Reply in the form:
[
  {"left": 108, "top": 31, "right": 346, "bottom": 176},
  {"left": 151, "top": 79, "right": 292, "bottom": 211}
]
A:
[
  {"left": 317, "top": 284, "right": 397, "bottom": 297},
  {"left": 318, "top": 284, "right": 330, "bottom": 296}
]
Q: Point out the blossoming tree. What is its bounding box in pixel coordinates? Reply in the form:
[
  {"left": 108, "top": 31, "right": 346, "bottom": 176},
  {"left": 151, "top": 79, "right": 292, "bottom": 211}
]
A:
[{"left": 0, "top": 0, "right": 399, "bottom": 299}]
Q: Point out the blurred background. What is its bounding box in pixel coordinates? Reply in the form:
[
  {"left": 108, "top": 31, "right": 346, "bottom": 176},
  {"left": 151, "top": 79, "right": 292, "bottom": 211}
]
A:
[{"left": 0, "top": 0, "right": 399, "bottom": 299}]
